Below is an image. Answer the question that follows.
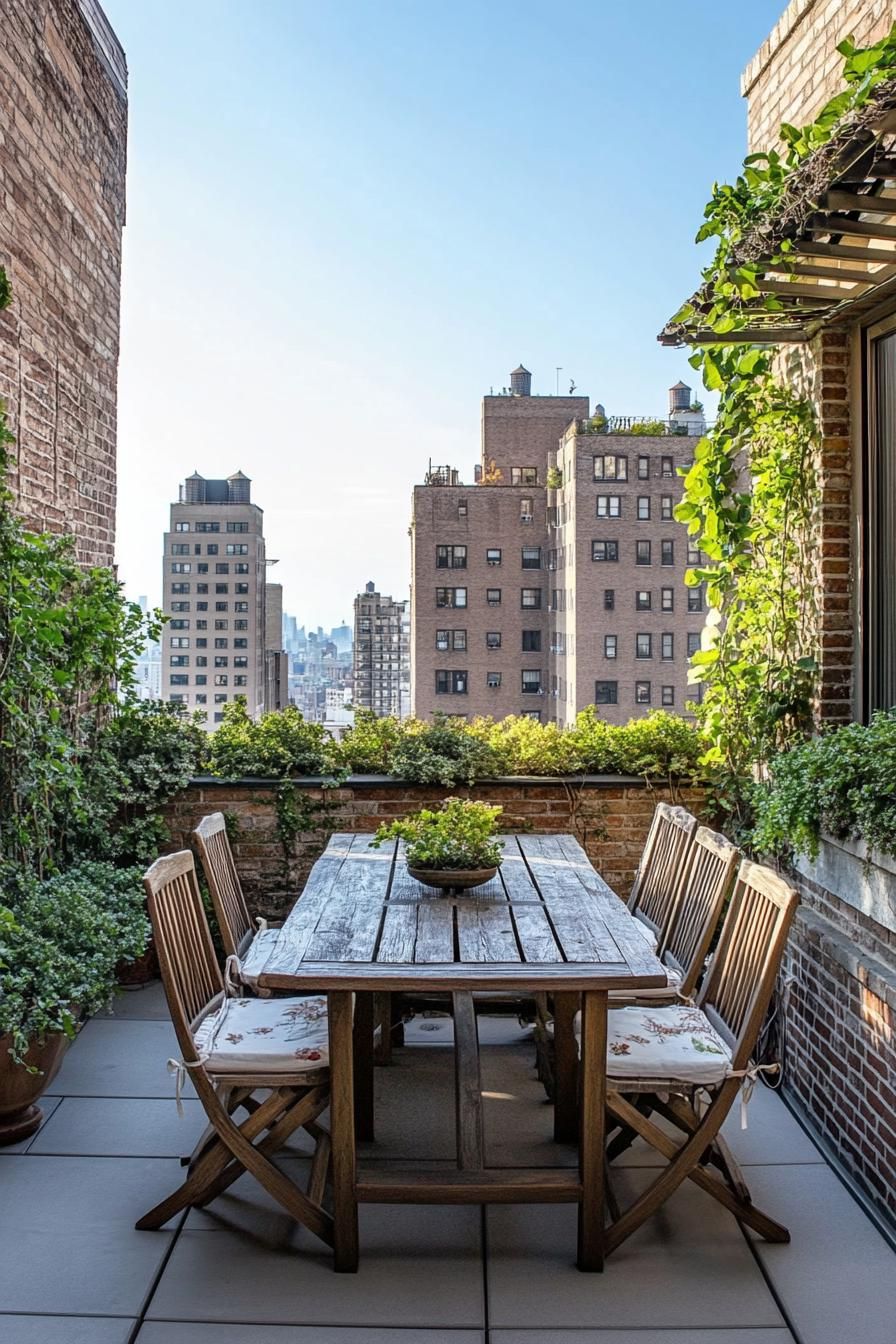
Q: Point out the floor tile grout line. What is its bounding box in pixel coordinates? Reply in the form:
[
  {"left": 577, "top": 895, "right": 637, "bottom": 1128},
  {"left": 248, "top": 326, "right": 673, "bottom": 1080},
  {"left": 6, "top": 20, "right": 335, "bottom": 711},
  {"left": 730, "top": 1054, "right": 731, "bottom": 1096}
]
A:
[
  {"left": 481, "top": 1201, "right": 491, "bottom": 1344},
  {"left": 126, "top": 1206, "right": 190, "bottom": 1344},
  {"left": 736, "top": 1217, "right": 803, "bottom": 1344}
]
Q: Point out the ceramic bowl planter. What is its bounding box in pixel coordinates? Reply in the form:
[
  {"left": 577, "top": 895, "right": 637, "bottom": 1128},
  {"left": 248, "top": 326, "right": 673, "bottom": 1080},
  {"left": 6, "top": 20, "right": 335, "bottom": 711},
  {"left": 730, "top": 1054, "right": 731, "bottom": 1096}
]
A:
[
  {"left": 0, "top": 1031, "right": 69, "bottom": 1146},
  {"left": 407, "top": 865, "right": 499, "bottom": 895}
]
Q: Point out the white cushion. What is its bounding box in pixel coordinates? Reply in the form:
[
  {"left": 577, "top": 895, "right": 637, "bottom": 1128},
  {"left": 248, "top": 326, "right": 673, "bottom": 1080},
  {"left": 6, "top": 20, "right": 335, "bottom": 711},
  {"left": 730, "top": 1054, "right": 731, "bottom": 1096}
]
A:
[
  {"left": 194, "top": 995, "right": 329, "bottom": 1074},
  {"left": 574, "top": 1003, "right": 732, "bottom": 1086},
  {"left": 632, "top": 916, "right": 660, "bottom": 952},
  {"left": 235, "top": 927, "right": 282, "bottom": 990},
  {"left": 609, "top": 965, "right": 683, "bottom": 1001}
]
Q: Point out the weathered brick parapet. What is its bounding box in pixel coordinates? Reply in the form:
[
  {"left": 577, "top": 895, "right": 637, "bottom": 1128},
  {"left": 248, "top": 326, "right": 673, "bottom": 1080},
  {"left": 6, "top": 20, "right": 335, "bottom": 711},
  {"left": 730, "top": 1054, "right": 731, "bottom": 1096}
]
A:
[{"left": 162, "top": 775, "right": 708, "bottom": 922}]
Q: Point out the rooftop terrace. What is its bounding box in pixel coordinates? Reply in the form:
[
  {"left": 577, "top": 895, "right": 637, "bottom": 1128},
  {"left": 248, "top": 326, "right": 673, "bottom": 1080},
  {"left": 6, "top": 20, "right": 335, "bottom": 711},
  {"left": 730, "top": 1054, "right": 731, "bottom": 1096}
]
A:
[{"left": 3, "top": 983, "right": 894, "bottom": 1343}]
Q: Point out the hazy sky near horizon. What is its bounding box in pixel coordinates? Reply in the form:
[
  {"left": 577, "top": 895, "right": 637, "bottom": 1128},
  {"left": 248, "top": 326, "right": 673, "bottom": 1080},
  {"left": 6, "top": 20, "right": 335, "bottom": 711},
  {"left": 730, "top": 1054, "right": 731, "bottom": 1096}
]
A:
[{"left": 104, "top": 0, "right": 785, "bottom": 628}]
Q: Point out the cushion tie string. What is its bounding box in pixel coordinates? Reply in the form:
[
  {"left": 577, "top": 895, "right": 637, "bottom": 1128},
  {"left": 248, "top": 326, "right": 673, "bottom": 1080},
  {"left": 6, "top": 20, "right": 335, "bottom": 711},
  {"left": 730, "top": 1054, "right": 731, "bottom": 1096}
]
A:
[
  {"left": 255, "top": 916, "right": 268, "bottom": 933},
  {"left": 223, "top": 954, "right": 243, "bottom": 998},
  {"left": 727, "top": 1062, "right": 780, "bottom": 1129},
  {"left": 166, "top": 1056, "right": 207, "bottom": 1118}
]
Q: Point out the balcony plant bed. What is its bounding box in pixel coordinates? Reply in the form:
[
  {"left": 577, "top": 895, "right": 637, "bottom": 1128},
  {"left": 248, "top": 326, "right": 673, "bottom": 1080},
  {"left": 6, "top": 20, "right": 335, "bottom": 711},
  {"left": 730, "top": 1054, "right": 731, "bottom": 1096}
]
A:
[{"left": 373, "top": 797, "right": 504, "bottom": 896}]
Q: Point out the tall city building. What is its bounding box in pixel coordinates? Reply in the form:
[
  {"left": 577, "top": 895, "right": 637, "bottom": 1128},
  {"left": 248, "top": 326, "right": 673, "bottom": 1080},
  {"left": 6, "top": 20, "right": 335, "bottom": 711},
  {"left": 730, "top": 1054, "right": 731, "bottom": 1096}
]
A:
[
  {"left": 0, "top": 0, "right": 127, "bottom": 566},
  {"left": 410, "top": 368, "right": 706, "bottom": 725},
  {"left": 353, "top": 581, "right": 411, "bottom": 718},
  {"left": 161, "top": 471, "right": 269, "bottom": 727},
  {"left": 264, "top": 581, "right": 289, "bottom": 712}
]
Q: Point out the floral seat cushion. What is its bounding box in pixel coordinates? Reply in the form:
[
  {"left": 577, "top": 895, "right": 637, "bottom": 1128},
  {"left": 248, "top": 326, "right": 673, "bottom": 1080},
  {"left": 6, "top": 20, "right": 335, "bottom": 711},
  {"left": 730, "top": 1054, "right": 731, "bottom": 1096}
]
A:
[
  {"left": 575, "top": 1003, "right": 732, "bottom": 1086},
  {"left": 234, "top": 927, "right": 282, "bottom": 990},
  {"left": 193, "top": 995, "right": 329, "bottom": 1074}
]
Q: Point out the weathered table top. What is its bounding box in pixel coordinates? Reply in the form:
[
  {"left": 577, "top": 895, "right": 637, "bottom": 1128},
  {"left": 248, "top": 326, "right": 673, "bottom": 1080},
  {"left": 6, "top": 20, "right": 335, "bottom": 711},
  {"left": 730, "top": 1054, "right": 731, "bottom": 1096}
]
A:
[{"left": 257, "top": 832, "right": 666, "bottom": 994}]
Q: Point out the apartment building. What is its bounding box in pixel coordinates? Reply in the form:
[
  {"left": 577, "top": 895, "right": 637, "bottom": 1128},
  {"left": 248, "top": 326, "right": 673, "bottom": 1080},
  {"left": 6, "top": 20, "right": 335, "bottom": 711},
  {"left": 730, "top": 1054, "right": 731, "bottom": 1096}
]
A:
[
  {"left": 264, "top": 581, "right": 289, "bottom": 712},
  {"left": 410, "top": 367, "right": 706, "bottom": 724},
  {"left": 353, "top": 582, "right": 410, "bottom": 718},
  {"left": 161, "top": 471, "right": 268, "bottom": 726}
]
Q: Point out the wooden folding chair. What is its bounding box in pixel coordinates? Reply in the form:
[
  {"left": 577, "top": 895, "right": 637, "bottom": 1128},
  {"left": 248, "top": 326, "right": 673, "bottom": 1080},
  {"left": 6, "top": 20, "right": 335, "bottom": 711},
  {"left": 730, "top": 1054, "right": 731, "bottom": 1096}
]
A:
[
  {"left": 627, "top": 802, "right": 699, "bottom": 949},
  {"left": 135, "top": 851, "right": 334, "bottom": 1250},
  {"left": 601, "top": 859, "right": 799, "bottom": 1254},
  {"left": 194, "top": 812, "right": 281, "bottom": 995}
]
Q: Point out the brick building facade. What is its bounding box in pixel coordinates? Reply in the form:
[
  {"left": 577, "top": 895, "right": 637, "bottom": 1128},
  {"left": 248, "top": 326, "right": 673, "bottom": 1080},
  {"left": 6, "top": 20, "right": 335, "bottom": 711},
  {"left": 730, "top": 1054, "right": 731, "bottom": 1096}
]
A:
[{"left": 0, "top": 0, "right": 127, "bottom": 567}]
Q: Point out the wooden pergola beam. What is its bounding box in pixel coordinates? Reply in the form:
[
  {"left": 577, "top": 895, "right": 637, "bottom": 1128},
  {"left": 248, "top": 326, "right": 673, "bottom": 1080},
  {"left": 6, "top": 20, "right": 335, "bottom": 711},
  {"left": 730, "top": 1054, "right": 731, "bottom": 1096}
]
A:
[
  {"left": 810, "top": 213, "right": 896, "bottom": 241},
  {"left": 823, "top": 189, "right": 896, "bottom": 215},
  {"left": 792, "top": 238, "right": 896, "bottom": 264},
  {"left": 772, "top": 260, "right": 880, "bottom": 284},
  {"left": 755, "top": 277, "right": 860, "bottom": 300}
]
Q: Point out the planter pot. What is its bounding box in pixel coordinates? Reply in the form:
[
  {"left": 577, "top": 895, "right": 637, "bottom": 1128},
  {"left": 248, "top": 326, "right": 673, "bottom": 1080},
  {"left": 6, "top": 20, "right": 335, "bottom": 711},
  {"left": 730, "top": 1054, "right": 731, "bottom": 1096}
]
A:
[
  {"left": 407, "top": 865, "right": 499, "bottom": 895},
  {"left": 0, "top": 1031, "right": 69, "bottom": 1146},
  {"left": 116, "top": 937, "right": 160, "bottom": 988}
]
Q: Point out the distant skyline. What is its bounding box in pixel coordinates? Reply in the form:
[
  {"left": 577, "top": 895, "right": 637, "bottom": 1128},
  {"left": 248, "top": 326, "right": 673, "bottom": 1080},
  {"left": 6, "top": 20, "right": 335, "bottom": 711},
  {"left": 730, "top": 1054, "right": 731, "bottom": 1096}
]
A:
[{"left": 104, "top": 0, "right": 785, "bottom": 627}]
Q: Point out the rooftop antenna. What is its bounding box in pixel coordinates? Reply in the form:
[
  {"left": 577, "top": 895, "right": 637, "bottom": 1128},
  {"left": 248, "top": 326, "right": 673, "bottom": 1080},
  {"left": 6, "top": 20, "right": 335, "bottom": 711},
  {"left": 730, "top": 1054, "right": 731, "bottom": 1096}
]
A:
[{"left": 555, "top": 367, "right": 562, "bottom": 395}]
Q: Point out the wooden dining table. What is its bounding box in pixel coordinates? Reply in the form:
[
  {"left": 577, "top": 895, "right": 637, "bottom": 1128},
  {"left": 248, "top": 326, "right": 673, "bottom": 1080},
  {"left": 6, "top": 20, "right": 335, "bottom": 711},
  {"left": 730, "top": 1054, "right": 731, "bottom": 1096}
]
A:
[{"left": 256, "top": 831, "right": 666, "bottom": 1272}]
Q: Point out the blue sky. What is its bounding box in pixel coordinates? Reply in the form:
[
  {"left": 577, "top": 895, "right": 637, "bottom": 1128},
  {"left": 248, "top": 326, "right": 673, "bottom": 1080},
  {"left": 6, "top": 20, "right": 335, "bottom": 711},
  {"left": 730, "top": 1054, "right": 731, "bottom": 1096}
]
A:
[{"left": 104, "top": 0, "right": 785, "bottom": 629}]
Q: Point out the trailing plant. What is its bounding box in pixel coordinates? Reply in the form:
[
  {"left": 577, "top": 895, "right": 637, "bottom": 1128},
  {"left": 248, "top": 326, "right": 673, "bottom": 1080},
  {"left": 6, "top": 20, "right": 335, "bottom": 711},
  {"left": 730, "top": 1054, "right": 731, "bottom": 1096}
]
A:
[
  {"left": 0, "top": 861, "right": 149, "bottom": 1063},
  {"left": 751, "top": 711, "right": 896, "bottom": 861},
  {"left": 676, "top": 347, "right": 819, "bottom": 832},
  {"left": 371, "top": 797, "right": 503, "bottom": 870}
]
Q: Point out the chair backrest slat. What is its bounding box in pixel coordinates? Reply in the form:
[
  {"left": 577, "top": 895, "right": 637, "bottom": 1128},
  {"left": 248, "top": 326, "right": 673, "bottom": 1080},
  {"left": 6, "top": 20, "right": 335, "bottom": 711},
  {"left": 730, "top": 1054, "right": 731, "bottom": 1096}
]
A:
[
  {"left": 194, "top": 812, "right": 252, "bottom": 958},
  {"left": 663, "top": 825, "right": 739, "bottom": 998},
  {"left": 143, "top": 851, "right": 223, "bottom": 1060},
  {"left": 697, "top": 858, "right": 798, "bottom": 1069},
  {"left": 628, "top": 803, "right": 698, "bottom": 945}
]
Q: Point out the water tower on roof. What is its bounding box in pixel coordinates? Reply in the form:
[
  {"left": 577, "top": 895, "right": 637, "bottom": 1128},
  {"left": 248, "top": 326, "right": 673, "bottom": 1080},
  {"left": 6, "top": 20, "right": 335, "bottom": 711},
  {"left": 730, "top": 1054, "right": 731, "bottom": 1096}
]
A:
[
  {"left": 668, "top": 381, "right": 706, "bottom": 437},
  {"left": 669, "top": 381, "right": 692, "bottom": 413},
  {"left": 227, "top": 470, "right": 251, "bottom": 504},
  {"left": 510, "top": 364, "right": 532, "bottom": 397}
]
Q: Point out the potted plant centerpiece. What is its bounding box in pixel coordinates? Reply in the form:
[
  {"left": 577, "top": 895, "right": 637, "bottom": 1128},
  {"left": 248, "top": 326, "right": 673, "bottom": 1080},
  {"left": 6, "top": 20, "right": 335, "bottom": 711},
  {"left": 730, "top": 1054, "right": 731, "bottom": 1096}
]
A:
[{"left": 373, "top": 797, "right": 504, "bottom": 895}]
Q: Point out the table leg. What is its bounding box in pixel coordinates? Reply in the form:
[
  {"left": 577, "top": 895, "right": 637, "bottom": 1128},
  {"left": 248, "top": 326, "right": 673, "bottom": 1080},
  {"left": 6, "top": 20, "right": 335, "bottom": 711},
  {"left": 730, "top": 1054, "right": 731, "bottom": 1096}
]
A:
[
  {"left": 553, "top": 992, "right": 580, "bottom": 1143},
  {"left": 352, "top": 992, "right": 375, "bottom": 1142},
  {"left": 328, "top": 990, "right": 359, "bottom": 1272},
  {"left": 373, "top": 992, "right": 392, "bottom": 1065},
  {"left": 452, "top": 991, "right": 484, "bottom": 1171},
  {"left": 577, "top": 989, "right": 607, "bottom": 1272}
]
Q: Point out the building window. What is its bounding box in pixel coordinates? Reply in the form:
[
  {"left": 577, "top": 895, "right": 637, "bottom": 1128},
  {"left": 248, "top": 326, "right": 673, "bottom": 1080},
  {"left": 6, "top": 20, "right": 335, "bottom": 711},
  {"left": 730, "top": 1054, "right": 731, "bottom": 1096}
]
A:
[
  {"left": 661, "top": 456, "right": 674, "bottom": 477},
  {"left": 195, "top": 674, "right": 207, "bottom": 685},
  {"left": 171, "top": 562, "right": 191, "bottom": 573},
  {"left": 522, "top": 629, "right": 541, "bottom": 652},
  {"left": 637, "top": 496, "right": 651, "bottom": 520},
  {"left": 214, "top": 656, "right": 228, "bottom": 668},
  {"left": 662, "top": 685, "right": 675, "bottom": 706},
  {"left": 170, "top": 603, "right": 189, "bottom": 614},
  {"left": 215, "top": 583, "right": 228, "bottom": 594},
  {"left": 521, "top": 546, "right": 541, "bottom": 569},
  {"left": 522, "top": 670, "right": 542, "bottom": 694},
  {"left": 661, "top": 633, "right": 674, "bottom": 660},
  {"left": 661, "top": 495, "right": 673, "bottom": 520},
  {"left": 592, "top": 540, "right": 619, "bottom": 562},
  {"left": 196, "top": 693, "right": 207, "bottom": 704},
  {"left": 233, "top": 582, "right": 247, "bottom": 595},
  {"left": 197, "top": 563, "right": 208, "bottom": 574},
  {"left": 486, "top": 548, "right": 502, "bottom": 565},
  {"left": 487, "top": 672, "right": 501, "bottom": 688},
  {"left": 194, "top": 543, "right": 202, "bottom": 555},
  {"left": 511, "top": 467, "right": 537, "bottom": 486},
  {"left": 636, "top": 590, "right": 651, "bottom": 611},
  {"left": 170, "top": 635, "right": 190, "bottom": 647},
  {"left": 661, "top": 540, "right": 675, "bottom": 566},
  {"left": 436, "top": 587, "right": 467, "bottom": 608},
  {"left": 197, "top": 602, "right": 208, "bottom": 612},
  {"left": 637, "top": 455, "right": 650, "bottom": 480},
  {"left": 235, "top": 620, "right": 248, "bottom": 631},
  {"left": 435, "top": 670, "right": 468, "bottom": 694},
  {"left": 593, "top": 454, "right": 627, "bottom": 481},
  {"left": 171, "top": 582, "right": 190, "bottom": 595},
  {"left": 175, "top": 521, "right": 190, "bottom": 532},
  {"left": 687, "top": 544, "right": 702, "bottom": 566},
  {"left": 215, "top": 693, "right": 227, "bottom": 703},
  {"left": 661, "top": 586, "right": 674, "bottom": 612},
  {"left": 215, "top": 563, "right": 230, "bottom": 574},
  {"left": 486, "top": 588, "right": 502, "bottom": 605},
  {"left": 197, "top": 583, "right": 208, "bottom": 593},
  {"left": 170, "top": 674, "right": 188, "bottom": 686},
  {"left": 234, "top": 656, "right": 248, "bottom": 668},
  {"left": 196, "top": 656, "right": 208, "bottom": 667},
  {"left": 169, "top": 655, "right": 189, "bottom": 667},
  {"left": 520, "top": 497, "right": 534, "bottom": 522},
  {"left": 234, "top": 601, "right": 249, "bottom": 612},
  {"left": 234, "top": 638, "right": 247, "bottom": 648},
  {"left": 215, "top": 674, "right": 228, "bottom": 686},
  {"left": 196, "top": 522, "right": 220, "bottom": 533},
  {"left": 227, "top": 521, "right": 248, "bottom": 532},
  {"left": 636, "top": 633, "right": 652, "bottom": 659},
  {"left": 436, "top": 544, "right": 467, "bottom": 569},
  {"left": 234, "top": 675, "right": 248, "bottom": 686},
  {"left": 604, "top": 588, "right": 615, "bottom": 610},
  {"left": 215, "top": 602, "right": 228, "bottom": 613},
  {"left": 520, "top": 588, "right": 542, "bottom": 609},
  {"left": 635, "top": 680, "right": 651, "bottom": 704},
  {"left": 604, "top": 634, "right": 617, "bottom": 659},
  {"left": 226, "top": 543, "right": 249, "bottom": 555},
  {"left": 596, "top": 495, "right": 621, "bottom": 519},
  {"left": 636, "top": 540, "right": 651, "bottom": 566},
  {"left": 206, "top": 543, "right": 219, "bottom": 555},
  {"left": 595, "top": 680, "right": 618, "bottom": 705},
  {"left": 458, "top": 498, "right": 468, "bottom": 517},
  {"left": 235, "top": 563, "right": 249, "bottom": 574},
  {"left": 196, "top": 622, "right": 207, "bottom": 632},
  {"left": 486, "top": 631, "right": 502, "bottom": 649},
  {"left": 687, "top": 632, "right": 701, "bottom": 656},
  {"left": 687, "top": 586, "right": 704, "bottom": 613},
  {"left": 171, "top": 543, "right": 189, "bottom": 555}
]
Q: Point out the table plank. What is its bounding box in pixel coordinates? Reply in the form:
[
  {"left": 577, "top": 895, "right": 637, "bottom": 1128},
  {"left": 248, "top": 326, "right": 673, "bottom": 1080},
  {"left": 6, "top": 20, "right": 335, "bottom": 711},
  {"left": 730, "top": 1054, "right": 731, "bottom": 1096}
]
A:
[
  {"left": 498, "top": 837, "right": 564, "bottom": 964},
  {"left": 554, "top": 833, "right": 663, "bottom": 978},
  {"left": 518, "top": 834, "right": 623, "bottom": 964},
  {"left": 260, "top": 833, "right": 362, "bottom": 979},
  {"left": 302, "top": 835, "right": 393, "bottom": 963},
  {"left": 456, "top": 838, "right": 520, "bottom": 964}
]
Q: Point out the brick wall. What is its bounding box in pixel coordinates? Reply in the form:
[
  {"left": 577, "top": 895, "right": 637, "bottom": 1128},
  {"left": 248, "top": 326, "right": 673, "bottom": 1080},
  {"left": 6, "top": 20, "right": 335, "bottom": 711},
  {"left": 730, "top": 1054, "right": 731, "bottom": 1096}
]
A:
[
  {"left": 0, "top": 0, "right": 127, "bottom": 567},
  {"left": 784, "top": 864, "right": 896, "bottom": 1224},
  {"left": 742, "top": 0, "right": 896, "bottom": 154},
  {"left": 162, "top": 776, "right": 708, "bottom": 922}
]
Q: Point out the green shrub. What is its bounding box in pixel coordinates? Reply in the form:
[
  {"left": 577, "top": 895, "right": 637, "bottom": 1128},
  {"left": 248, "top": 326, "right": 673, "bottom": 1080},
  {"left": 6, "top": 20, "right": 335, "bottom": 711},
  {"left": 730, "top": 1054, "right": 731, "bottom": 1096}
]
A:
[
  {"left": 472, "top": 715, "right": 585, "bottom": 776},
  {"left": 203, "top": 699, "right": 336, "bottom": 778},
  {"left": 614, "top": 711, "right": 705, "bottom": 778},
  {"left": 371, "top": 797, "right": 503, "bottom": 870},
  {"left": 619, "top": 420, "right": 667, "bottom": 436},
  {"left": 0, "top": 860, "right": 149, "bottom": 1063},
  {"left": 751, "top": 711, "right": 896, "bottom": 860},
  {"left": 387, "top": 715, "right": 504, "bottom": 787},
  {"left": 336, "top": 708, "right": 402, "bottom": 773}
]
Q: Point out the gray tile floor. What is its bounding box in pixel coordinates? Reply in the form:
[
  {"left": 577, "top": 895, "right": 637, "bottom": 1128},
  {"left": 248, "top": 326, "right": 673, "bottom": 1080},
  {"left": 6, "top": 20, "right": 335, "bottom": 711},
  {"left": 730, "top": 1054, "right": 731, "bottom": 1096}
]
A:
[{"left": 1, "top": 985, "right": 894, "bottom": 1344}]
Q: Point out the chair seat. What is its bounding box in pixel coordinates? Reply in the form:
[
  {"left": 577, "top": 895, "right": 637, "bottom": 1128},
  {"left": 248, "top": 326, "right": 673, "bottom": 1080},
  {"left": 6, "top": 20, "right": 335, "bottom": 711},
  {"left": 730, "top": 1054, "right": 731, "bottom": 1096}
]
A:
[
  {"left": 234, "top": 927, "right": 282, "bottom": 990},
  {"left": 194, "top": 995, "right": 329, "bottom": 1074},
  {"left": 574, "top": 1002, "right": 733, "bottom": 1086}
]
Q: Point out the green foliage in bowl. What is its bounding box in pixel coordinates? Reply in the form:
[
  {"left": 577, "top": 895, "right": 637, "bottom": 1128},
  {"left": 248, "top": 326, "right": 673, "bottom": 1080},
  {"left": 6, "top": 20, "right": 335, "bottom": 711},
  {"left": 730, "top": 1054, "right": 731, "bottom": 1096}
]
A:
[{"left": 371, "top": 797, "right": 504, "bottom": 871}]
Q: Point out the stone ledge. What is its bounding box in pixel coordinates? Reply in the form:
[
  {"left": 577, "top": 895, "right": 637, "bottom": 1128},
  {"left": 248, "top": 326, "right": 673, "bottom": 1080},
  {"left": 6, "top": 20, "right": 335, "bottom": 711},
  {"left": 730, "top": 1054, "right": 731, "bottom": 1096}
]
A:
[
  {"left": 186, "top": 773, "right": 679, "bottom": 789},
  {"left": 795, "top": 833, "right": 896, "bottom": 936}
]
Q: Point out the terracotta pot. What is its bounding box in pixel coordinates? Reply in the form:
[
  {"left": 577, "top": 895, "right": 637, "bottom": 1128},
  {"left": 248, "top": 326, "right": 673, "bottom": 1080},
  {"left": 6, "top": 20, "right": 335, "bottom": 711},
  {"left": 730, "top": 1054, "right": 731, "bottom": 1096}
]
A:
[
  {"left": 0, "top": 1031, "right": 70, "bottom": 1146},
  {"left": 407, "top": 865, "right": 499, "bottom": 895},
  {"left": 116, "top": 937, "right": 160, "bottom": 987}
]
